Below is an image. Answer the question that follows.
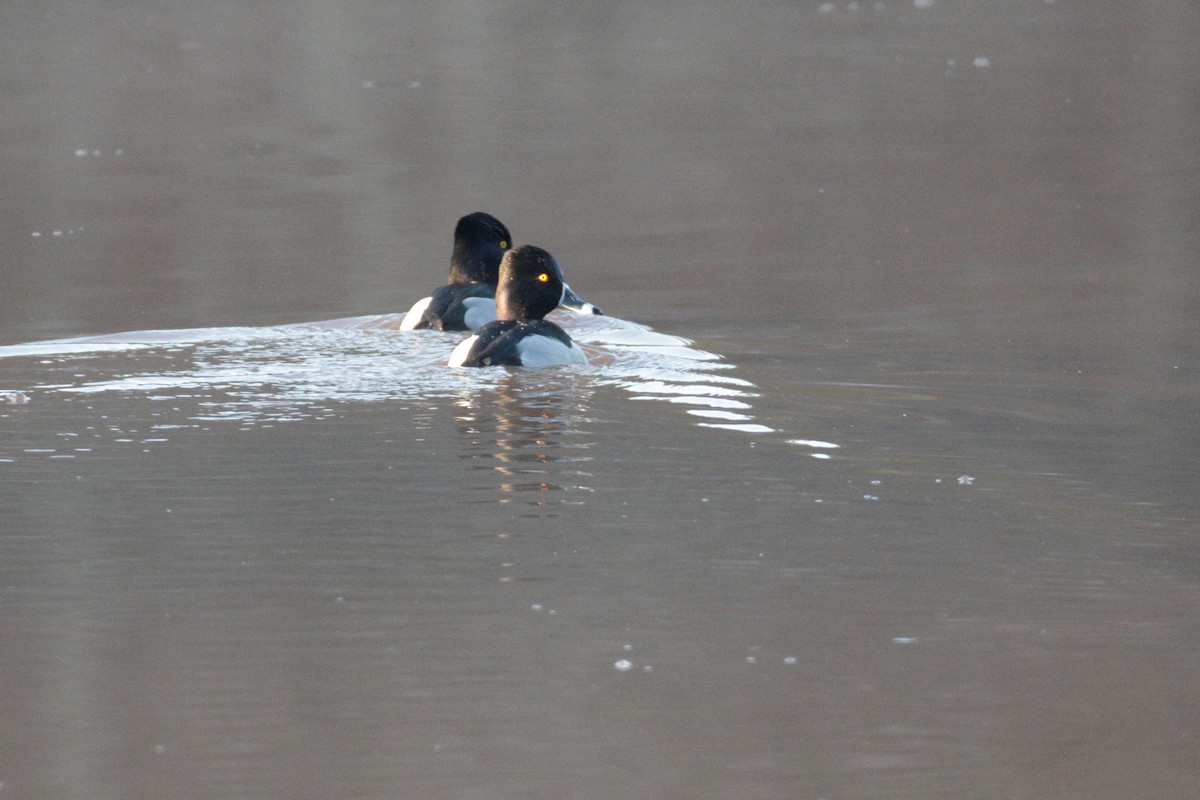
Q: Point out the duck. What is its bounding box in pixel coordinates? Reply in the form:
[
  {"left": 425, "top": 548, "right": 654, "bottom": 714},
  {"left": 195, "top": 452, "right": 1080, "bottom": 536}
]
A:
[
  {"left": 449, "top": 245, "right": 591, "bottom": 368},
  {"left": 401, "top": 212, "right": 601, "bottom": 331},
  {"left": 400, "top": 212, "right": 512, "bottom": 331}
]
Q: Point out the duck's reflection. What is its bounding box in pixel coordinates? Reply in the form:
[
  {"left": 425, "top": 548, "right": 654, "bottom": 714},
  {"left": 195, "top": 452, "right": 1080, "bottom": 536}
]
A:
[{"left": 454, "top": 374, "right": 596, "bottom": 515}]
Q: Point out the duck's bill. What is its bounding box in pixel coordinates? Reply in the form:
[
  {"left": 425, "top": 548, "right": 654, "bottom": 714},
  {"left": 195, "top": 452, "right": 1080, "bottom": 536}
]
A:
[{"left": 559, "top": 283, "right": 603, "bottom": 315}]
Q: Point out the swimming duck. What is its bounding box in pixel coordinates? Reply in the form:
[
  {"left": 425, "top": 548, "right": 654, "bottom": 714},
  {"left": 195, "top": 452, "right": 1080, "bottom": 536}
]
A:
[
  {"left": 402, "top": 212, "right": 601, "bottom": 331},
  {"left": 400, "top": 212, "right": 512, "bottom": 331},
  {"left": 449, "top": 245, "right": 591, "bottom": 368}
]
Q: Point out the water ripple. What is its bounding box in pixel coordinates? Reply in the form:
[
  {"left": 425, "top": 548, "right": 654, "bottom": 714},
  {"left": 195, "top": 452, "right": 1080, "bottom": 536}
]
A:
[{"left": 0, "top": 312, "right": 775, "bottom": 435}]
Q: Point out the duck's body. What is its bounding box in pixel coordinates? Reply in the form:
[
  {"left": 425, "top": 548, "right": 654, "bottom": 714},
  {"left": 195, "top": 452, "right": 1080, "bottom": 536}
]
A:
[
  {"left": 403, "top": 282, "right": 497, "bottom": 332},
  {"left": 402, "top": 212, "right": 601, "bottom": 332},
  {"left": 449, "top": 245, "right": 590, "bottom": 368},
  {"left": 449, "top": 319, "right": 588, "bottom": 368}
]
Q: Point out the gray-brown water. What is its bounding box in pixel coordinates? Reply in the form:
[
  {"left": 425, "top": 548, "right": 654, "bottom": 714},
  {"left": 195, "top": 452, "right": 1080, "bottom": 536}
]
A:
[{"left": 2, "top": 2, "right": 1198, "bottom": 799}]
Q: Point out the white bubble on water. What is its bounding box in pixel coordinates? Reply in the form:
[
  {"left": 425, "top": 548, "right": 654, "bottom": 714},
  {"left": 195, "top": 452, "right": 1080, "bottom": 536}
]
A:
[
  {"left": 973, "top": 56, "right": 991, "bottom": 68},
  {"left": 614, "top": 659, "right": 634, "bottom": 672}
]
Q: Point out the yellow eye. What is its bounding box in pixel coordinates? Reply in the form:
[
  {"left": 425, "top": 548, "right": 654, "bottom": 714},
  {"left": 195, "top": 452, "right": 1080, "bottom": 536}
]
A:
[
  {"left": 537, "top": 273, "right": 550, "bottom": 283},
  {"left": 499, "top": 240, "right": 508, "bottom": 249}
]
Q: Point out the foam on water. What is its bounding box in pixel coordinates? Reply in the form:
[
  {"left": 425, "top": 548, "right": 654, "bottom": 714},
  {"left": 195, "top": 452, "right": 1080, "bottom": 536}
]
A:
[{"left": 0, "top": 311, "right": 807, "bottom": 441}]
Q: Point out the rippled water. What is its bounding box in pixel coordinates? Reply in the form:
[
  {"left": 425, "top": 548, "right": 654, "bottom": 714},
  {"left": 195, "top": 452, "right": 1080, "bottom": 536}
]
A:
[{"left": 0, "top": 310, "right": 778, "bottom": 435}]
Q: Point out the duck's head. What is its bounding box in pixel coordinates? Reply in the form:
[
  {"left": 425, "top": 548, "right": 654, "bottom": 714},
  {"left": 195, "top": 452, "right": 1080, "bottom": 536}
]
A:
[
  {"left": 448, "top": 211, "right": 512, "bottom": 285},
  {"left": 495, "top": 245, "right": 584, "bottom": 321}
]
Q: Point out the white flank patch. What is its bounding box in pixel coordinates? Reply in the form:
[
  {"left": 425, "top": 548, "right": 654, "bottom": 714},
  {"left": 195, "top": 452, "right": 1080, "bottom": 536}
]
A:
[
  {"left": 447, "top": 335, "right": 479, "bottom": 367},
  {"left": 398, "top": 296, "right": 432, "bottom": 330}
]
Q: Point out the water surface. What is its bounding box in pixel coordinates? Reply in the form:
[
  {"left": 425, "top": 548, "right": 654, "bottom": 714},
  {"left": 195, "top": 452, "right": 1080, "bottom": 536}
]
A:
[{"left": 1, "top": 2, "right": 1198, "bottom": 799}]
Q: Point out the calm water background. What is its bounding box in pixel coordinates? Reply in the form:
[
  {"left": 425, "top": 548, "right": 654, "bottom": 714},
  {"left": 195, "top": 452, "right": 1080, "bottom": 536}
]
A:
[{"left": 2, "top": 2, "right": 1198, "bottom": 799}]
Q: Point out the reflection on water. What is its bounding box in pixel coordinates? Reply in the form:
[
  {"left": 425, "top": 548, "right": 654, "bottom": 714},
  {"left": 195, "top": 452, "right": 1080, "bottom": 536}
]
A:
[{"left": 452, "top": 375, "right": 597, "bottom": 514}]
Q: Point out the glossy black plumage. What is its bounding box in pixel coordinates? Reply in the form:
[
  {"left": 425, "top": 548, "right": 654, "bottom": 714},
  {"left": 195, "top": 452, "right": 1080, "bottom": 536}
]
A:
[
  {"left": 449, "top": 245, "right": 590, "bottom": 368},
  {"left": 401, "top": 212, "right": 511, "bottom": 331}
]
